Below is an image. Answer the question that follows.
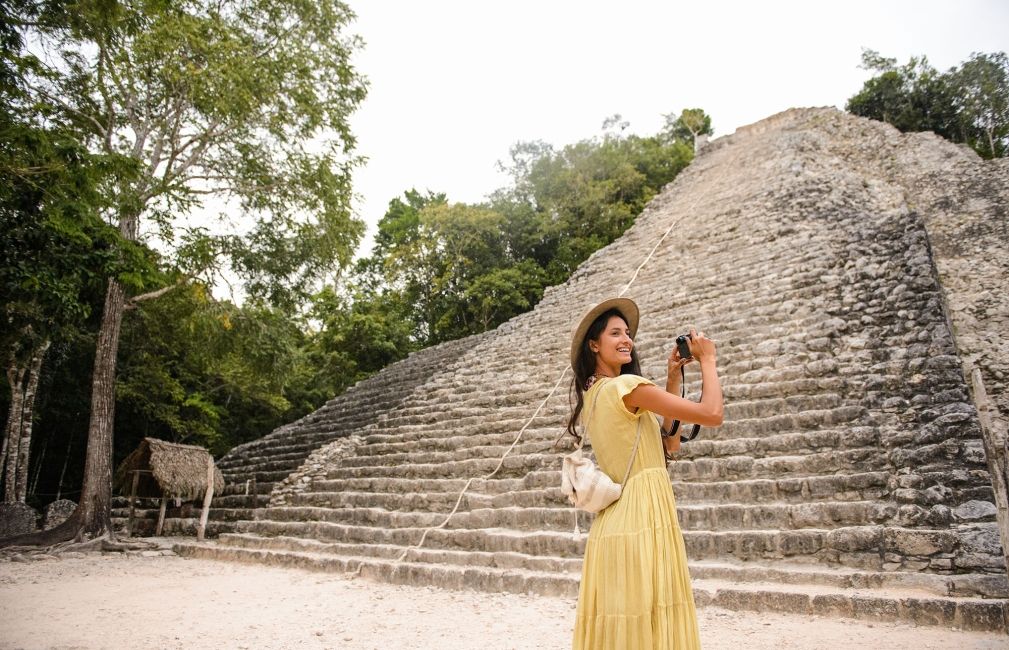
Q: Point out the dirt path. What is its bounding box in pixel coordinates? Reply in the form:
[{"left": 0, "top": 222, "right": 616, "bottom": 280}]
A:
[{"left": 0, "top": 551, "right": 1004, "bottom": 649}]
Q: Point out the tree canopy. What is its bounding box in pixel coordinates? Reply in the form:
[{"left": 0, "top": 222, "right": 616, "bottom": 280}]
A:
[{"left": 847, "top": 48, "right": 1008, "bottom": 159}]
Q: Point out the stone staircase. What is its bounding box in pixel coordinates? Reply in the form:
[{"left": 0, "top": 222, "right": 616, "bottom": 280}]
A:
[
  {"left": 175, "top": 108, "right": 1009, "bottom": 632},
  {"left": 112, "top": 334, "right": 486, "bottom": 536}
]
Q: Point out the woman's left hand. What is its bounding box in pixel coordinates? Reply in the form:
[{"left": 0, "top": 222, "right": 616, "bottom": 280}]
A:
[{"left": 667, "top": 346, "right": 692, "bottom": 376}]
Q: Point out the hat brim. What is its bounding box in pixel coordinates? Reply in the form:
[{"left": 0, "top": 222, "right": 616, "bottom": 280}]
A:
[{"left": 569, "top": 297, "right": 640, "bottom": 370}]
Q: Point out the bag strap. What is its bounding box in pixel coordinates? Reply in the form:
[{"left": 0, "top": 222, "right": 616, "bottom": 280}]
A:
[{"left": 582, "top": 377, "right": 646, "bottom": 486}]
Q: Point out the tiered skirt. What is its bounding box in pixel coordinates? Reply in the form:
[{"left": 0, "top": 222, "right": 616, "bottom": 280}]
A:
[{"left": 573, "top": 467, "right": 700, "bottom": 649}]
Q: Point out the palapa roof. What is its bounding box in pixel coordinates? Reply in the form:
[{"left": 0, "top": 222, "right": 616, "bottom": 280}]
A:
[{"left": 114, "top": 437, "right": 225, "bottom": 500}]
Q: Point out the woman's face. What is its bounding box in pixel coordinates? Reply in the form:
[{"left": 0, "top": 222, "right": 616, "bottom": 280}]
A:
[{"left": 590, "top": 315, "right": 633, "bottom": 371}]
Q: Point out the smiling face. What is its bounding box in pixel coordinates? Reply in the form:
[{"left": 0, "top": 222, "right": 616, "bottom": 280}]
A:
[{"left": 589, "top": 314, "right": 634, "bottom": 375}]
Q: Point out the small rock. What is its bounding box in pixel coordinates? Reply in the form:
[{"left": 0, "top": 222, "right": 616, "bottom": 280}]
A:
[{"left": 141, "top": 550, "right": 162, "bottom": 558}]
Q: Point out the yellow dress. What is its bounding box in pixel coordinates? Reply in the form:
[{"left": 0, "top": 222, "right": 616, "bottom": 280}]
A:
[{"left": 572, "top": 374, "right": 701, "bottom": 649}]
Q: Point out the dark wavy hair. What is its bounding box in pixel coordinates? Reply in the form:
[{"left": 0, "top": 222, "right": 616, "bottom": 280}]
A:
[{"left": 565, "top": 308, "right": 642, "bottom": 443}]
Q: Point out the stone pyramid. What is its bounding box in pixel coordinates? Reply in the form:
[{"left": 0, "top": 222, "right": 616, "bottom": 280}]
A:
[{"left": 172, "top": 108, "right": 1009, "bottom": 631}]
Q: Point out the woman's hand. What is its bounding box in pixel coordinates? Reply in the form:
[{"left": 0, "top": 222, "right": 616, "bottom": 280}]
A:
[
  {"left": 686, "top": 328, "right": 716, "bottom": 363},
  {"left": 667, "top": 345, "right": 692, "bottom": 376}
]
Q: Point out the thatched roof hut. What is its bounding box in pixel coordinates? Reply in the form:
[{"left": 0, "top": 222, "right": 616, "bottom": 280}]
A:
[{"left": 114, "top": 437, "right": 224, "bottom": 501}]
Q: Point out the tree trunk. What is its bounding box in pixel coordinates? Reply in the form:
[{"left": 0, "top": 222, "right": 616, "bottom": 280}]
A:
[
  {"left": 3, "top": 361, "right": 27, "bottom": 503},
  {"left": 15, "top": 340, "right": 49, "bottom": 502},
  {"left": 72, "top": 276, "right": 128, "bottom": 539}
]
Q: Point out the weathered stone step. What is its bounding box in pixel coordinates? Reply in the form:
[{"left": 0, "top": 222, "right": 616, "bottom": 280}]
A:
[
  {"left": 258, "top": 505, "right": 590, "bottom": 531},
  {"left": 324, "top": 453, "right": 558, "bottom": 480},
  {"left": 344, "top": 425, "right": 881, "bottom": 475},
  {"left": 223, "top": 435, "right": 353, "bottom": 464},
  {"left": 687, "top": 559, "right": 1008, "bottom": 599},
  {"left": 362, "top": 409, "right": 566, "bottom": 442},
  {"left": 669, "top": 449, "right": 893, "bottom": 483},
  {"left": 682, "top": 525, "right": 987, "bottom": 572},
  {"left": 671, "top": 471, "right": 892, "bottom": 504},
  {"left": 310, "top": 471, "right": 557, "bottom": 495},
  {"left": 355, "top": 427, "right": 560, "bottom": 457},
  {"left": 112, "top": 506, "right": 256, "bottom": 523},
  {"left": 338, "top": 438, "right": 558, "bottom": 469},
  {"left": 687, "top": 577, "right": 1009, "bottom": 632},
  {"left": 217, "top": 447, "right": 310, "bottom": 469},
  {"left": 266, "top": 499, "right": 917, "bottom": 532},
  {"left": 219, "top": 480, "right": 274, "bottom": 496},
  {"left": 287, "top": 487, "right": 568, "bottom": 512},
  {"left": 216, "top": 532, "right": 583, "bottom": 574},
  {"left": 172, "top": 542, "right": 1009, "bottom": 631},
  {"left": 356, "top": 400, "right": 866, "bottom": 450},
  {"left": 708, "top": 405, "right": 867, "bottom": 439},
  {"left": 111, "top": 515, "right": 235, "bottom": 538},
  {"left": 210, "top": 494, "right": 270, "bottom": 508},
  {"left": 221, "top": 456, "right": 307, "bottom": 475},
  {"left": 174, "top": 541, "right": 579, "bottom": 596},
  {"left": 232, "top": 517, "right": 979, "bottom": 574},
  {"left": 214, "top": 532, "right": 1009, "bottom": 599},
  {"left": 235, "top": 519, "right": 586, "bottom": 557}
]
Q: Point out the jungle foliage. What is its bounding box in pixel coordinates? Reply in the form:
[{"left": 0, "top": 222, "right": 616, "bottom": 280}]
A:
[{"left": 847, "top": 49, "right": 1009, "bottom": 159}]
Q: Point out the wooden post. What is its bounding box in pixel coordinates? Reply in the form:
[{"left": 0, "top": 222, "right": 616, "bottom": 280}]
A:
[
  {"left": 155, "top": 493, "right": 168, "bottom": 536},
  {"left": 126, "top": 470, "right": 139, "bottom": 538},
  {"left": 971, "top": 367, "right": 1009, "bottom": 576},
  {"left": 196, "top": 456, "right": 215, "bottom": 541}
]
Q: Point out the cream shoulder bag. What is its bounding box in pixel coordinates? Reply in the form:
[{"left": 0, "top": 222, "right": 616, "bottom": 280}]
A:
[{"left": 560, "top": 379, "right": 644, "bottom": 514}]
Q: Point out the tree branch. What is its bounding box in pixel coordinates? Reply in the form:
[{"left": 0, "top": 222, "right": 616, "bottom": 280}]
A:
[{"left": 125, "top": 277, "right": 189, "bottom": 308}]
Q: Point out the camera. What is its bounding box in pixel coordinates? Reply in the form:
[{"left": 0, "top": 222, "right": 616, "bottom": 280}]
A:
[{"left": 675, "top": 333, "right": 692, "bottom": 360}]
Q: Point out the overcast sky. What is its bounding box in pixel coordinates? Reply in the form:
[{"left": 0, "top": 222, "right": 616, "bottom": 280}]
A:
[{"left": 346, "top": 0, "right": 1009, "bottom": 252}]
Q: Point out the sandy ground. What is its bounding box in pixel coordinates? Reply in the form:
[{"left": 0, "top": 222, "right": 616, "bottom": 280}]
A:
[{"left": 0, "top": 543, "right": 1005, "bottom": 650}]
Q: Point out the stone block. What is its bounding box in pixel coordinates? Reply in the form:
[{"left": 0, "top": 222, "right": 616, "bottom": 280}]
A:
[
  {"left": 923, "top": 484, "right": 952, "bottom": 505},
  {"left": 925, "top": 505, "right": 952, "bottom": 526},
  {"left": 957, "top": 524, "right": 1002, "bottom": 555},
  {"left": 851, "top": 595, "right": 900, "bottom": 623},
  {"left": 825, "top": 526, "right": 882, "bottom": 553},
  {"left": 953, "top": 500, "right": 997, "bottom": 522},
  {"left": 0, "top": 503, "right": 38, "bottom": 537},
  {"left": 956, "top": 601, "right": 1009, "bottom": 632},
  {"left": 929, "top": 558, "right": 953, "bottom": 570},
  {"left": 883, "top": 528, "right": 957, "bottom": 556},
  {"left": 899, "top": 598, "right": 957, "bottom": 627},
  {"left": 893, "top": 488, "right": 923, "bottom": 504},
  {"left": 896, "top": 505, "right": 927, "bottom": 526},
  {"left": 42, "top": 499, "right": 76, "bottom": 530},
  {"left": 810, "top": 594, "right": 855, "bottom": 618}
]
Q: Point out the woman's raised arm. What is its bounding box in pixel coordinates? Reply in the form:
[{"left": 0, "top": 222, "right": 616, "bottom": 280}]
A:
[{"left": 623, "top": 329, "right": 724, "bottom": 428}]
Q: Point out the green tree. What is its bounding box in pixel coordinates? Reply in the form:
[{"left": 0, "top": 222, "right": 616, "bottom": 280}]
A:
[
  {"left": 115, "top": 283, "right": 317, "bottom": 457},
  {"left": 846, "top": 49, "right": 959, "bottom": 139},
  {"left": 302, "top": 285, "right": 415, "bottom": 397},
  {"left": 660, "top": 108, "right": 714, "bottom": 151},
  {"left": 846, "top": 48, "right": 1008, "bottom": 158},
  {"left": 1, "top": 3, "right": 152, "bottom": 506},
  {"left": 953, "top": 52, "right": 1009, "bottom": 158},
  {"left": 4, "top": 0, "right": 367, "bottom": 545},
  {"left": 357, "top": 118, "right": 696, "bottom": 349}
]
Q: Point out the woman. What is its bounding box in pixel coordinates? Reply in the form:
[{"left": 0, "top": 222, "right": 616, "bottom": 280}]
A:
[{"left": 568, "top": 297, "right": 723, "bottom": 650}]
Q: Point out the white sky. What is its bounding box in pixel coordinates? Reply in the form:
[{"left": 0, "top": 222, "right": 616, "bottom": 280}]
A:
[{"left": 347, "top": 0, "right": 1009, "bottom": 253}]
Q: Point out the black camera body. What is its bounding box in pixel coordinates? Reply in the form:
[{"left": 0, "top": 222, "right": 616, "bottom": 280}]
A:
[{"left": 675, "top": 333, "right": 692, "bottom": 360}]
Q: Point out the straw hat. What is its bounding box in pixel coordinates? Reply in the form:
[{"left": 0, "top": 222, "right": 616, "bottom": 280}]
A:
[{"left": 569, "top": 297, "right": 639, "bottom": 370}]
